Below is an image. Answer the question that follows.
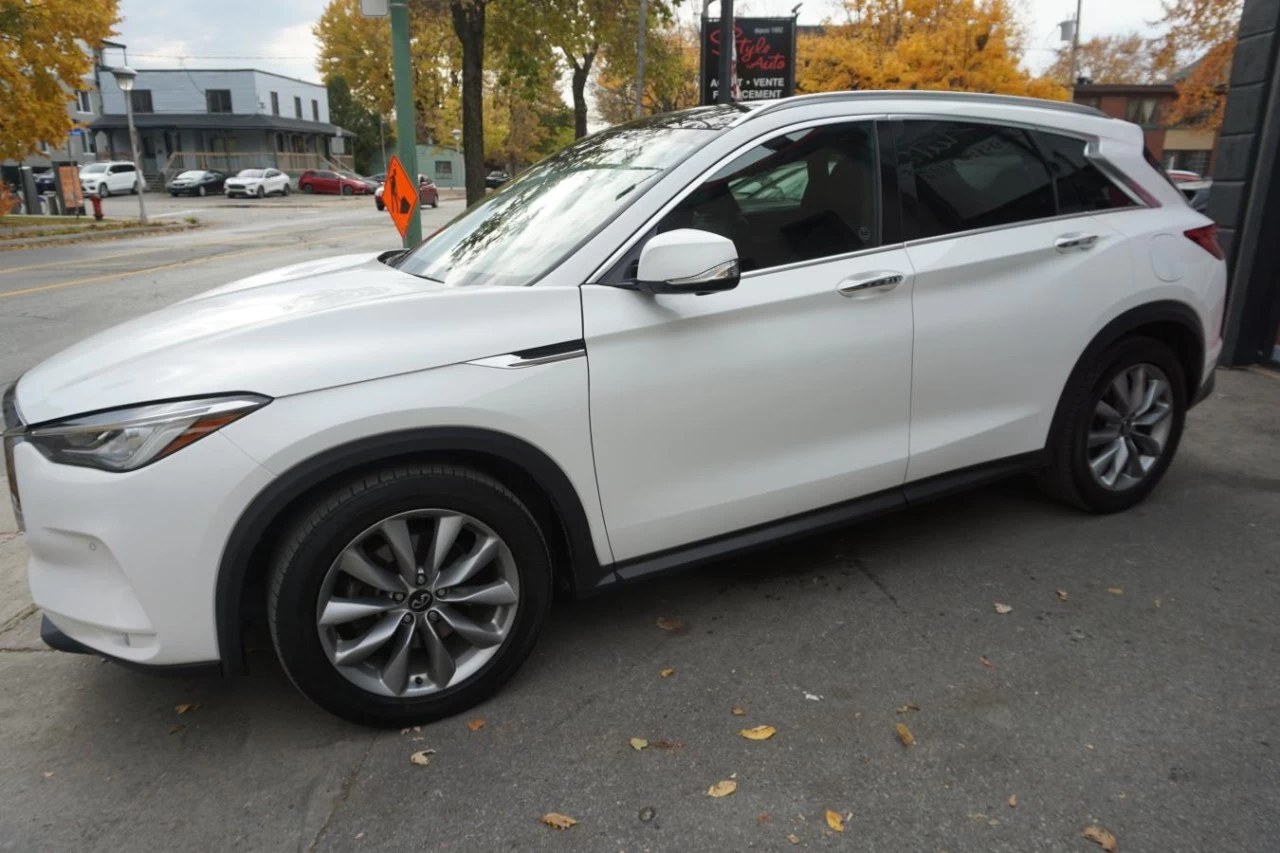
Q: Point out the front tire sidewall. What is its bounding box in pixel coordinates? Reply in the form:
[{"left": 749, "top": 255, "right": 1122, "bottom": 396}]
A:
[
  {"left": 1061, "top": 338, "right": 1187, "bottom": 513},
  {"left": 270, "top": 469, "right": 553, "bottom": 727}
]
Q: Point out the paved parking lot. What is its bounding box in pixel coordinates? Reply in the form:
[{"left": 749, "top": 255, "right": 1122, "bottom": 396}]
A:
[{"left": 0, "top": 198, "right": 1278, "bottom": 852}]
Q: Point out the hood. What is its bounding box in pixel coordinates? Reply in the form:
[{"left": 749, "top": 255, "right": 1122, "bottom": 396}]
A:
[{"left": 16, "top": 253, "right": 583, "bottom": 424}]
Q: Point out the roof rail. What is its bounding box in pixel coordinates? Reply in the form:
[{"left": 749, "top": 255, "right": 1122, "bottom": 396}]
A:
[{"left": 745, "top": 90, "right": 1109, "bottom": 120}]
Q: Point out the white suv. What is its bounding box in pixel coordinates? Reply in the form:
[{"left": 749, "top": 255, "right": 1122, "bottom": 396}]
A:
[
  {"left": 3, "top": 93, "right": 1225, "bottom": 726},
  {"left": 79, "top": 161, "right": 142, "bottom": 197}
]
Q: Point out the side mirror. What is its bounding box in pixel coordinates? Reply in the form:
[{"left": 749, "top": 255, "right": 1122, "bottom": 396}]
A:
[{"left": 633, "top": 228, "right": 740, "bottom": 295}]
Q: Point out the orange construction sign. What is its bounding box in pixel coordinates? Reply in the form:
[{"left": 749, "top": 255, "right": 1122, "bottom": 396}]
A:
[{"left": 383, "top": 154, "right": 418, "bottom": 240}]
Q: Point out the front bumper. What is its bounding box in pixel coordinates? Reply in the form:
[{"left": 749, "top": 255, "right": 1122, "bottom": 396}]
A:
[{"left": 13, "top": 428, "right": 274, "bottom": 667}]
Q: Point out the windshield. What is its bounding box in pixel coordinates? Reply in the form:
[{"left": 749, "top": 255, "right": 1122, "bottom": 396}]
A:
[
  {"left": 177, "top": 171, "right": 205, "bottom": 179},
  {"left": 394, "top": 110, "right": 735, "bottom": 287},
  {"left": 238, "top": 169, "right": 264, "bottom": 178},
  {"left": 81, "top": 164, "right": 108, "bottom": 174}
]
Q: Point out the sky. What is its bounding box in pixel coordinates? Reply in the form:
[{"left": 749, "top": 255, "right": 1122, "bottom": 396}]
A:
[{"left": 115, "top": 0, "right": 1169, "bottom": 86}]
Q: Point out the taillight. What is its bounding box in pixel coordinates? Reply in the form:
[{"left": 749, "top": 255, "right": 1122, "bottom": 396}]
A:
[{"left": 1185, "top": 224, "right": 1225, "bottom": 260}]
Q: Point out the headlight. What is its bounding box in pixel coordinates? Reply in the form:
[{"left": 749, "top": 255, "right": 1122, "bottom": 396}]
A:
[{"left": 25, "top": 394, "right": 269, "bottom": 472}]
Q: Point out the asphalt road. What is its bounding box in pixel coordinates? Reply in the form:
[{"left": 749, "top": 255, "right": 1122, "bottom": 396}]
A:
[{"left": 1, "top": 199, "right": 1278, "bottom": 852}]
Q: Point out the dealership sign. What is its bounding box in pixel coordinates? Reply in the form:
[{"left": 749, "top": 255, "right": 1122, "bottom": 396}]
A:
[{"left": 701, "top": 17, "right": 797, "bottom": 105}]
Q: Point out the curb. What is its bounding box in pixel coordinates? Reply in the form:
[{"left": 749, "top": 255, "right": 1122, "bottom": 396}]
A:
[{"left": 0, "top": 222, "right": 198, "bottom": 250}]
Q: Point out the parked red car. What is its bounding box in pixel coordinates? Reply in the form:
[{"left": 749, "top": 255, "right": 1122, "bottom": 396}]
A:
[
  {"left": 298, "top": 169, "right": 371, "bottom": 196},
  {"left": 375, "top": 175, "right": 439, "bottom": 210}
]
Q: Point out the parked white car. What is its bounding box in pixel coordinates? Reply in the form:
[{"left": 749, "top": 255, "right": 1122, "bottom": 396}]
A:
[
  {"left": 4, "top": 92, "right": 1225, "bottom": 726},
  {"left": 79, "top": 161, "right": 142, "bottom": 197},
  {"left": 224, "top": 168, "right": 291, "bottom": 199}
]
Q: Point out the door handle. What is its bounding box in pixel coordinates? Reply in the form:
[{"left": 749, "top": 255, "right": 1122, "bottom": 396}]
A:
[
  {"left": 837, "top": 271, "right": 905, "bottom": 297},
  {"left": 1055, "top": 233, "right": 1099, "bottom": 253}
]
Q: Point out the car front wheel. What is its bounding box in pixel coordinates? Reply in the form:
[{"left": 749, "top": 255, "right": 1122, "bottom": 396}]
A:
[
  {"left": 98, "top": 184, "right": 110, "bottom": 198},
  {"left": 1041, "top": 336, "right": 1187, "bottom": 513},
  {"left": 342, "top": 185, "right": 354, "bottom": 196},
  {"left": 268, "top": 464, "right": 553, "bottom": 727}
]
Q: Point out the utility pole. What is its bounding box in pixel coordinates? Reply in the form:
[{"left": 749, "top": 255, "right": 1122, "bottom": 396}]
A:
[
  {"left": 390, "top": 0, "right": 421, "bottom": 245},
  {"left": 110, "top": 65, "right": 148, "bottom": 225},
  {"left": 1067, "top": 0, "right": 1084, "bottom": 99},
  {"left": 717, "top": 0, "right": 734, "bottom": 105},
  {"left": 635, "top": 0, "right": 648, "bottom": 119}
]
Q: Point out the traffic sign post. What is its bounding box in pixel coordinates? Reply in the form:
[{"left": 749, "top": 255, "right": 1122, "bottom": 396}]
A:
[
  {"left": 382, "top": 154, "right": 419, "bottom": 241},
  {"left": 390, "top": 0, "right": 421, "bottom": 246}
]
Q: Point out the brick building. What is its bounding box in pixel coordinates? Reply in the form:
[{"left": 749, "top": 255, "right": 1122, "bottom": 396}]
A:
[{"left": 1072, "top": 83, "right": 1219, "bottom": 175}]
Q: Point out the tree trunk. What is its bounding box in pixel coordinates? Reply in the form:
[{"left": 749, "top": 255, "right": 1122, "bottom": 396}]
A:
[
  {"left": 452, "top": 0, "right": 487, "bottom": 206},
  {"left": 569, "top": 47, "right": 597, "bottom": 139}
]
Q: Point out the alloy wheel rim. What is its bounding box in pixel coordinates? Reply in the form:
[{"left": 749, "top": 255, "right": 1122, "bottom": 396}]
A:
[
  {"left": 1087, "top": 363, "right": 1174, "bottom": 491},
  {"left": 316, "top": 509, "right": 520, "bottom": 698}
]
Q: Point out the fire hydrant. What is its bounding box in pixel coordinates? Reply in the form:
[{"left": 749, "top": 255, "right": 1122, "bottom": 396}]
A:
[{"left": 89, "top": 192, "right": 104, "bottom": 221}]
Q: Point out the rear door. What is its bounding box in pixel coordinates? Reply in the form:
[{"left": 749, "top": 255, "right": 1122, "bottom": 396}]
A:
[{"left": 892, "top": 119, "right": 1139, "bottom": 482}]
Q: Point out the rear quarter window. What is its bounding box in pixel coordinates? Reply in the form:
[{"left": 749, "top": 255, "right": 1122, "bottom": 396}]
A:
[{"left": 1037, "top": 131, "right": 1135, "bottom": 214}]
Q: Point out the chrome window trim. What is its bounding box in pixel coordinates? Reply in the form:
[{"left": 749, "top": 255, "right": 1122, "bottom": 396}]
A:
[
  {"left": 901, "top": 211, "right": 1111, "bottom": 250},
  {"left": 588, "top": 114, "right": 890, "bottom": 285},
  {"left": 740, "top": 242, "right": 905, "bottom": 280},
  {"left": 469, "top": 347, "right": 586, "bottom": 369}
]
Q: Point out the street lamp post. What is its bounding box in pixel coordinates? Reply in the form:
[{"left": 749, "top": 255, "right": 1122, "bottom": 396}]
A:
[{"left": 110, "top": 65, "right": 147, "bottom": 225}]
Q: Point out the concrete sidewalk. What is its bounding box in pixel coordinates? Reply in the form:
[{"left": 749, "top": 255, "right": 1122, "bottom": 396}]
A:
[{"left": 0, "top": 367, "right": 1277, "bottom": 852}]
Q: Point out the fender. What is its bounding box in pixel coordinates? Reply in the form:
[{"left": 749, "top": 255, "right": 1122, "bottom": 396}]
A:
[
  {"left": 1047, "top": 299, "right": 1205, "bottom": 449},
  {"left": 214, "top": 427, "right": 606, "bottom": 673}
]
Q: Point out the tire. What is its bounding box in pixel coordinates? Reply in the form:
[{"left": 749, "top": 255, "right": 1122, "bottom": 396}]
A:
[
  {"left": 198, "top": 185, "right": 207, "bottom": 197},
  {"left": 1040, "top": 336, "right": 1187, "bottom": 513},
  {"left": 302, "top": 184, "right": 314, "bottom": 194},
  {"left": 170, "top": 192, "right": 178, "bottom": 197},
  {"left": 257, "top": 186, "right": 266, "bottom": 199},
  {"left": 268, "top": 463, "right": 553, "bottom": 727},
  {"left": 98, "top": 184, "right": 110, "bottom": 198},
  {"left": 431, "top": 197, "right": 438, "bottom": 208},
  {"left": 283, "top": 184, "right": 291, "bottom": 196},
  {"left": 376, "top": 199, "right": 384, "bottom": 211},
  {"left": 342, "top": 185, "right": 354, "bottom": 196}
]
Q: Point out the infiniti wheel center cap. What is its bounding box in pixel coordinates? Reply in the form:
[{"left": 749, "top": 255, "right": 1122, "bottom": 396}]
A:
[{"left": 407, "top": 590, "right": 433, "bottom": 612}]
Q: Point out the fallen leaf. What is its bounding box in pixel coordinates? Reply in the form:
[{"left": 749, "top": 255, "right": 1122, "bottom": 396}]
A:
[
  {"left": 787, "top": 834, "right": 801, "bottom": 844},
  {"left": 707, "top": 780, "right": 737, "bottom": 798},
  {"left": 540, "top": 813, "right": 577, "bottom": 830},
  {"left": 980, "top": 656, "right": 996, "bottom": 670},
  {"left": 168, "top": 725, "right": 185, "bottom": 735},
  {"left": 656, "top": 616, "right": 684, "bottom": 631},
  {"left": 43, "top": 771, "right": 54, "bottom": 779},
  {"left": 757, "top": 814, "right": 770, "bottom": 824},
  {"left": 1107, "top": 587, "right": 1124, "bottom": 595},
  {"left": 638, "top": 806, "right": 656, "bottom": 822},
  {"left": 988, "top": 819, "right": 1001, "bottom": 827},
  {"left": 467, "top": 719, "right": 485, "bottom": 732},
  {"left": 896, "top": 703, "right": 921, "bottom": 714},
  {"left": 1153, "top": 598, "right": 1162, "bottom": 609},
  {"left": 994, "top": 602, "right": 1013, "bottom": 614},
  {"left": 629, "top": 737, "right": 648, "bottom": 751},
  {"left": 1008, "top": 794, "right": 1017, "bottom": 808},
  {"left": 739, "top": 725, "right": 776, "bottom": 741},
  {"left": 1057, "top": 589, "right": 1069, "bottom": 601},
  {"left": 409, "top": 749, "right": 435, "bottom": 767},
  {"left": 731, "top": 706, "right": 747, "bottom": 716},
  {"left": 1082, "top": 824, "right": 1117, "bottom": 852},
  {"left": 660, "top": 667, "right": 676, "bottom": 678},
  {"left": 174, "top": 703, "right": 200, "bottom": 715},
  {"left": 648, "top": 739, "right": 683, "bottom": 751},
  {"left": 804, "top": 692, "right": 822, "bottom": 701},
  {"left": 825, "top": 809, "right": 845, "bottom": 832},
  {"left": 895, "top": 723, "right": 915, "bottom": 746}
]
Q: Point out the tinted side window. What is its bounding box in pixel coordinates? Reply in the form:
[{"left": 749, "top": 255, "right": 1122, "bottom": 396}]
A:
[
  {"left": 899, "top": 120, "right": 1055, "bottom": 240},
  {"left": 656, "top": 122, "right": 879, "bottom": 272},
  {"left": 1037, "top": 131, "right": 1133, "bottom": 213}
]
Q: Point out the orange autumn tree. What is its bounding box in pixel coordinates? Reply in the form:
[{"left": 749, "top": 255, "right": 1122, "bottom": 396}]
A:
[
  {"left": 1152, "top": 0, "right": 1243, "bottom": 130},
  {"left": 1045, "top": 32, "right": 1162, "bottom": 85},
  {"left": 797, "top": 0, "right": 1065, "bottom": 100}
]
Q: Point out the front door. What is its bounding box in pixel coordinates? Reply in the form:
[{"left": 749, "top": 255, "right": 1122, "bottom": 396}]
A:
[{"left": 583, "top": 120, "right": 915, "bottom": 561}]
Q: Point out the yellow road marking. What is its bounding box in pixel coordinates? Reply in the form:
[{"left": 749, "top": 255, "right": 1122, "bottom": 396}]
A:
[{"left": 0, "top": 226, "right": 390, "bottom": 300}]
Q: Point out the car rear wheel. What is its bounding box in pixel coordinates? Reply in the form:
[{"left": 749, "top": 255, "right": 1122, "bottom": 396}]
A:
[
  {"left": 198, "top": 185, "right": 207, "bottom": 197},
  {"left": 342, "top": 185, "right": 354, "bottom": 196},
  {"left": 283, "top": 184, "right": 291, "bottom": 196},
  {"left": 376, "top": 199, "right": 385, "bottom": 211},
  {"left": 302, "top": 184, "right": 314, "bottom": 194},
  {"left": 1041, "top": 336, "right": 1187, "bottom": 513},
  {"left": 267, "top": 464, "right": 553, "bottom": 727}
]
